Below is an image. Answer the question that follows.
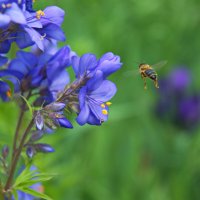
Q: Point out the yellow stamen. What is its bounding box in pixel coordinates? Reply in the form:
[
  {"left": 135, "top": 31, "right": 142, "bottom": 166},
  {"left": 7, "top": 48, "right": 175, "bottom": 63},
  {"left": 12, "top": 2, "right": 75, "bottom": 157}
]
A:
[
  {"left": 102, "top": 109, "right": 108, "bottom": 115},
  {"left": 36, "top": 10, "right": 45, "bottom": 19},
  {"left": 32, "top": 0, "right": 36, "bottom": 3},
  {"left": 106, "top": 102, "right": 112, "bottom": 106},
  {"left": 6, "top": 90, "right": 12, "bottom": 98},
  {"left": 101, "top": 104, "right": 105, "bottom": 108}
]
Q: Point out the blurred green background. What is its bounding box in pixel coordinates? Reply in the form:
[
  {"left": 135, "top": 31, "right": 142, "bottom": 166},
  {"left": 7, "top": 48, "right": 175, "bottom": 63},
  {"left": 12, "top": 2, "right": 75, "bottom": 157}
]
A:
[{"left": 2, "top": 0, "right": 200, "bottom": 199}]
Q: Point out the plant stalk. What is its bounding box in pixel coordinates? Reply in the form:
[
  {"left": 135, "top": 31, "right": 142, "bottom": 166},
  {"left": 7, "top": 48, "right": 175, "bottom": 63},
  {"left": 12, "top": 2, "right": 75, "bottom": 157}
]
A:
[{"left": 4, "top": 117, "right": 35, "bottom": 192}]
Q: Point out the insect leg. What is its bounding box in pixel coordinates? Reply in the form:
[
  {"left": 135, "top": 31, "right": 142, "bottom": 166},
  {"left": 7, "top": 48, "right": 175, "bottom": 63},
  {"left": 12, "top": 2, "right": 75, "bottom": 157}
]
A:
[
  {"left": 154, "top": 79, "right": 159, "bottom": 88},
  {"left": 141, "top": 73, "right": 147, "bottom": 90}
]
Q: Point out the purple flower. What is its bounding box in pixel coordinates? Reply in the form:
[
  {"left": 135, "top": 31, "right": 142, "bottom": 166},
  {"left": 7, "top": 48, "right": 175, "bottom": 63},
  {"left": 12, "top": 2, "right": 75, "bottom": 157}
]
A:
[
  {"left": 77, "top": 70, "right": 117, "bottom": 125},
  {"left": 72, "top": 52, "right": 122, "bottom": 79},
  {"left": 155, "top": 67, "right": 200, "bottom": 130},
  {"left": 0, "top": 81, "right": 10, "bottom": 101},
  {"left": 0, "top": 1, "right": 26, "bottom": 29},
  {"left": 72, "top": 53, "right": 98, "bottom": 78},
  {"left": 168, "top": 67, "right": 191, "bottom": 91},
  {"left": 0, "top": 1, "right": 27, "bottom": 53},
  {"left": 0, "top": 3, "right": 66, "bottom": 53},
  {"left": 178, "top": 95, "right": 200, "bottom": 129},
  {"left": 15, "top": 6, "right": 66, "bottom": 51},
  {"left": 34, "top": 102, "right": 73, "bottom": 132},
  {"left": 26, "top": 143, "right": 55, "bottom": 158},
  {"left": 97, "top": 52, "right": 122, "bottom": 78},
  {"left": 6, "top": 46, "right": 72, "bottom": 105}
]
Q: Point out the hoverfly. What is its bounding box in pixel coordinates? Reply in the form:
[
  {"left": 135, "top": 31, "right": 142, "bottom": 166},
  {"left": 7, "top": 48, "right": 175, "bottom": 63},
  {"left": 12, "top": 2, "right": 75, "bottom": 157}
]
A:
[
  {"left": 139, "top": 61, "right": 167, "bottom": 89},
  {"left": 124, "top": 60, "right": 167, "bottom": 89}
]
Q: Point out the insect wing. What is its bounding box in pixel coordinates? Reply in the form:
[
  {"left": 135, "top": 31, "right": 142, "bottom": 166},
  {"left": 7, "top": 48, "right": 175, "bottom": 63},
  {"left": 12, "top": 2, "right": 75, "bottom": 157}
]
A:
[
  {"left": 151, "top": 60, "right": 168, "bottom": 70},
  {"left": 123, "top": 68, "right": 140, "bottom": 77}
]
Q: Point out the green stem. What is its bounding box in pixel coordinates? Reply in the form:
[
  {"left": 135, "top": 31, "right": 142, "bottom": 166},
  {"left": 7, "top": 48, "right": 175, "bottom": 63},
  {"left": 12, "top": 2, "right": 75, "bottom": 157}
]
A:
[
  {"left": 11, "top": 109, "right": 24, "bottom": 161},
  {"left": 12, "top": 91, "right": 32, "bottom": 162},
  {"left": 4, "top": 117, "right": 35, "bottom": 192}
]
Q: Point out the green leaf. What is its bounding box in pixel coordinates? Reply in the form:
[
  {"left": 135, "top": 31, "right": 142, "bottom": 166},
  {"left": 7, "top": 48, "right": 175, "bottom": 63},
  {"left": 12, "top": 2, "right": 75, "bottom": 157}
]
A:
[
  {"left": 14, "top": 170, "right": 36, "bottom": 187},
  {"left": 19, "top": 188, "right": 53, "bottom": 200},
  {"left": 15, "top": 174, "right": 54, "bottom": 188},
  {"left": 12, "top": 189, "right": 18, "bottom": 200}
]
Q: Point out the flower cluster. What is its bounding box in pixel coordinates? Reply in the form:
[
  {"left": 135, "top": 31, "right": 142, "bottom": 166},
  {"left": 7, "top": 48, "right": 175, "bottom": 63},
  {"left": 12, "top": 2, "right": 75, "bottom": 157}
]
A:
[
  {"left": 0, "top": 0, "right": 65, "bottom": 53},
  {"left": 155, "top": 67, "right": 200, "bottom": 130},
  {"left": 0, "top": 1, "right": 122, "bottom": 199}
]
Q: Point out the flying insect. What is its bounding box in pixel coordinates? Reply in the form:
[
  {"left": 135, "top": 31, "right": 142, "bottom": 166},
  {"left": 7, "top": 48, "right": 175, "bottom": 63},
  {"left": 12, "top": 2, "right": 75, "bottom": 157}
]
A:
[{"left": 138, "top": 61, "right": 167, "bottom": 90}]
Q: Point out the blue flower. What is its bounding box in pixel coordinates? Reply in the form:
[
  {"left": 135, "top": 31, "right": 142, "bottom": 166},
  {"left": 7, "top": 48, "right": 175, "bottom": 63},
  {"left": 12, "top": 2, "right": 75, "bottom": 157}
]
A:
[
  {"left": 0, "top": 1, "right": 27, "bottom": 53},
  {"left": 0, "top": 3, "right": 66, "bottom": 53},
  {"left": 178, "top": 95, "right": 200, "bottom": 129},
  {"left": 35, "top": 102, "right": 73, "bottom": 131},
  {"left": 155, "top": 67, "right": 200, "bottom": 130},
  {"left": 97, "top": 52, "right": 122, "bottom": 78},
  {"left": 0, "top": 69, "right": 23, "bottom": 101},
  {"left": 1, "top": 46, "right": 72, "bottom": 104},
  {"left": 72, "top": 53, "right": 97, "bottom": 78},
  {"left": 0, "top": 80, "right": 10, "bottom": 101},
  {"left": 0, "top": 1, "right": 26, "bottom": 29},
  {"left": 77, "top": 70, "right": 117, "bottom": 125},
  {"left": 72, "top": 52, "right": 122, "bottom": 79},
  {"left": 15, "top": 6, "right": 66, "bottom": 51}
]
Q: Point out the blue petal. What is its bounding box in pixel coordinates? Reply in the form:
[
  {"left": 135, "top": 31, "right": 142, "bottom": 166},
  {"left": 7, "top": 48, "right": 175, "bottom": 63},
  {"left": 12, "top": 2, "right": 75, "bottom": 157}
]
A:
[
  {"left": 25, "top": 12, "right": 42, "bottom": 28},
  {"left": 48, "top": 46, "right": 72, "bottom": 68},
  {"left": 97, "top": 52, "right": 122, "bottom": 77},
  {"left": 89, "top": 103, "right": 108, "bottom": 125},
  {"left": 15, "top": 28, "right": 35, "bottom": 49},
  {"left": 0, "top": 13, "right": 10, "bottom": 28},
  {"left": 17, "top": 51, "right": 38, "bottom": 68},
  {"left": 87, "top": 70, "right": 103, "bottom": 91},
  {"left": 58, "top": 118, "right": 73, "bottom": 128},
  {"left": 0, "top": 55, "right": 8, "bottom": 67},
  {"left": 76, "top": 104, "right": 90, "bottom": 126},
  {"left": 79, "top": 53, "right": 97, "bottom": 75},
  {"left": 0, "top": 81, "right": 10, "bottom": 101},
  {"left": 90, "top": 80, "right": 117, "bottom": 102},
  {"left": 0, "top": 40, "right": 11, "bottom": 53},
  {"left": 25, "top": 27, "right": 44, "bottom": 51},
  {"left": 40, "top": 24, "right": 66, "bottom": 41},
  {"left": 87, "top": 112, "right": 102, "bottom": 125},
  {"left": 41, "top": 6, "right": 65, "bottom": 26},
  {"left": 72, "top": 55, "right": 80, "bottom": 77},
  {"left": 9, "top": 58, "right": 29, "bottom": 75},
  {"left": 35, "top": 143, "right": 55, "bottom": 153},
  {"left": 79, "top": 86, "right": 87, "bottom": 108},
  {"left": 5, "top": 3, "right": 26, "bottom": 25},
  {"left": 47, "top": 63, "right": 70, "bottom": 94}
]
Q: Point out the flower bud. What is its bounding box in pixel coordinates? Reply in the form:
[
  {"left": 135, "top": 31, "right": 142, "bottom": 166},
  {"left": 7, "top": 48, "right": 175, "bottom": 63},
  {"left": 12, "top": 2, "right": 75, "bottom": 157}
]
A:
[
  {"left": 30, "top": 130, "right": 44, "bottom": 142},
  {"left": 45, "top": 102, "right": 66, "bottom": 112},
  {"left": 26, "top": 146, "right": 36, "bottom": 158},
  {"left": 35, "top": 143, "right": 55, "bottom": 153},
  {"left": 2, "top": 145, "right": 9, "bottom": 159},
  {"left": 58, "top": 118, "right": 73, "bottom": 128},
  {"left": 35, "top": 112, "right": 44, "bottom": 130}
]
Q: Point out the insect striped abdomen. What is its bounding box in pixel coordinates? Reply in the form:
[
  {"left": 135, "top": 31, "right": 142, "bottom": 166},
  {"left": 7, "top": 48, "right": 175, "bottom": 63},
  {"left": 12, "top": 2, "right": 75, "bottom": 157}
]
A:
[{"left": 145, "top": 69, "right": 157, "bottom": 80}]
